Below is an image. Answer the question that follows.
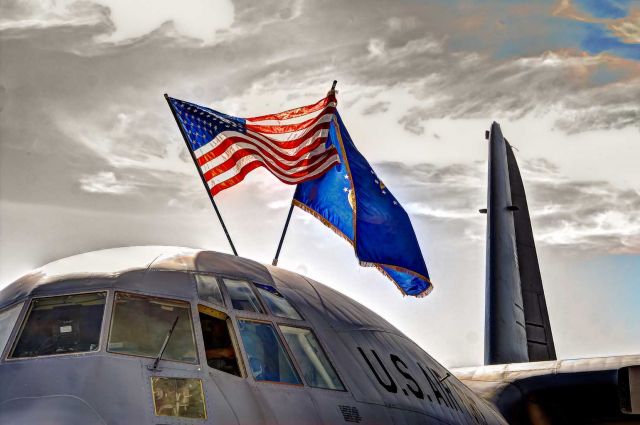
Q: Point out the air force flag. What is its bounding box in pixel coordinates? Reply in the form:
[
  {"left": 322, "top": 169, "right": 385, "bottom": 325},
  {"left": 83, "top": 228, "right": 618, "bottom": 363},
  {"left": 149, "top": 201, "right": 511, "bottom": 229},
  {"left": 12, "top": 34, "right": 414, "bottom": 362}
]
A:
[{"left": 293, "top": 113, "right": 432, "bottom": 297}]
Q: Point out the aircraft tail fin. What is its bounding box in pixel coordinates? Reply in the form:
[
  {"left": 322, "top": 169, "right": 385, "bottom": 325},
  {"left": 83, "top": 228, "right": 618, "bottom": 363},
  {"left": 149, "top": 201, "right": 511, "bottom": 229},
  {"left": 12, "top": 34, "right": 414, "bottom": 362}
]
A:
[
  {"left": 484, "top": 122, "right": 556, "bottom": 365},
  {"left": 505, "top": 141, "right": 556, "bottom": 362}
]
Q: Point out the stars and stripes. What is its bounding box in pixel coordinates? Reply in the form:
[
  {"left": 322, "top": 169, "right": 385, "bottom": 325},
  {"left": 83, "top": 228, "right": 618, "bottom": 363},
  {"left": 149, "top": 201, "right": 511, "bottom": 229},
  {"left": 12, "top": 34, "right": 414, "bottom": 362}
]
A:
[{"left": 167, "top": 94, "right": 340, "bottom": 195}]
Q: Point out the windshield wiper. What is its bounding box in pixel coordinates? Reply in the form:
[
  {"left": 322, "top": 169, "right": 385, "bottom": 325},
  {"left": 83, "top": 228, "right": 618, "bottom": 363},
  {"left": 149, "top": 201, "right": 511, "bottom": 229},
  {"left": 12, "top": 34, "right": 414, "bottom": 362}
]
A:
[{"left": 148, "top": 315, "right": 179, "bottom": 371}]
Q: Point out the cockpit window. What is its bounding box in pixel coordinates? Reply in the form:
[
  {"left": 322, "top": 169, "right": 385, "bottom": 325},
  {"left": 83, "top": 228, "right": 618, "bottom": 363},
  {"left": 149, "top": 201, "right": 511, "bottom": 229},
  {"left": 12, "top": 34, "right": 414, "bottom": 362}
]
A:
[
  {"left": 237, "top": 319, "right": 301, "bottom": 385},
  {"left": 223, "top": 279, "right": 264, "bottom": 313},
  {"left": 0, "top": 302, "right": 24, "bottom": 356},
  {"left": 253, "top": 283, "right": 302, "bottom": 320},
  {"left": 198, "top": 305, "right": 242, "bottom": 377},
  {"left": 280, "top": 326, "right": 345, "bottom": 390},
  {"left": 195, "top": 274, "right": 224, "bottom": 307},
  {"left": 10, "top": 293, "right": 106, "bottom": 358},
  {"left": 108, "top": 292, "right": 197, "bottom": 364}
]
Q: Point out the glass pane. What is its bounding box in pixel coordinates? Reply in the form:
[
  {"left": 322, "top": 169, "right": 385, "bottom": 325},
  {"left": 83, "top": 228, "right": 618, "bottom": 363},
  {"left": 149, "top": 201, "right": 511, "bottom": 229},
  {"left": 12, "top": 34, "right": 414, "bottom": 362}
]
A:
[
  {"left": 151, "top": 377, "right": 206, "bottom": 419},
  {"left": 11, "top": 293, "right": 106, "bottom": 358},
  {"left": 199, "top": 310, "right": 241, "bottom": 376},
  {"left": 195, "top": 274, "right": 224, "bottom": 307},
  {"left": 254, "top": 283, "right": 302, "bottom": 320},
  {"left": 238, "top": 320, "right": 301, "bottom": 384},
  {"left": 224, "top": 279, "right": 264, "bottom": 313},
  {"left": 108, "top": 293, "right": 197, "bottom": 363},
  {"left": 0, "top": 303, "right": 24, "bottom": 355},
  {"left": 280, "top": 326, "right": 345, "bottom": 390}
]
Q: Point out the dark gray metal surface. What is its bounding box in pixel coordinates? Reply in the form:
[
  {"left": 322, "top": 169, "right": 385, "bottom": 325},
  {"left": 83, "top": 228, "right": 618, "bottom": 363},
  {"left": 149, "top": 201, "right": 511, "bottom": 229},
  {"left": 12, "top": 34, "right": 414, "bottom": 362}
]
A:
[
  {"left": 485, "top": 122, "right": 529, "bottom": 365},
  {"left": 453, "top": 355, "right": 640, "bottom": 424},
  {"left": 505, "top": 142, "right": 556, "bottom": 362}
]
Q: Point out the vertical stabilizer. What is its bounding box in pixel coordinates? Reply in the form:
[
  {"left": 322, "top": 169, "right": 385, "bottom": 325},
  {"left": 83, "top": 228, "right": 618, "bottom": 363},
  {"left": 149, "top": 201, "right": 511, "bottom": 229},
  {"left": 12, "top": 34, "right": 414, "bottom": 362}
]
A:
[
  {"left": 485, "top": 122, "right": 529, "bottom": 365},
  {"left": 505, "top": 141, "right": 556, "bottom": 362},
  {"left": 484, "top": 122, "right": 556, "bottom": 365}
]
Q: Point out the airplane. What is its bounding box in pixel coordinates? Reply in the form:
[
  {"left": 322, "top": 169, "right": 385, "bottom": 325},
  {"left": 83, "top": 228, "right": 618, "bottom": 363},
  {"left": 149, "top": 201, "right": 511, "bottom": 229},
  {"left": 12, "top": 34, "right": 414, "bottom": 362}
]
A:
[{"left": 0, "top": 123, "right": 637, "bottom": 424}]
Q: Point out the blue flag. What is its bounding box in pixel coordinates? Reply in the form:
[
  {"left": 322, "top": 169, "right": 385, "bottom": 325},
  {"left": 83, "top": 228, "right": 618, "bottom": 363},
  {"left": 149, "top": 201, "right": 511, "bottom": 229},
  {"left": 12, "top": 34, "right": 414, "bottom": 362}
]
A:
[{"left": 294, "top": 113, "right": 432, "bottom": 297}]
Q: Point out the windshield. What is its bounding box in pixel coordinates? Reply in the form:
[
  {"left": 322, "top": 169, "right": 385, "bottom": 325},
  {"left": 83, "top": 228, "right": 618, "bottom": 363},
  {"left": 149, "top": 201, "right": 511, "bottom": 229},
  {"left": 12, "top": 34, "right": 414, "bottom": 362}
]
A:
[
  {"left": 11, "top": 292, "right": 106, "bottom": 358},
  {"left": 0, "top": 303, "right": 23, "bottom": 355},
  {"left": 108, "top": 292, "right": 197, "bottom": 364},
  {"left": 238, "top": 319, "right": 301, "bottom": 384},
  {"left": 254, "top": 283, "right": 302, "bottom": 320},
  {"left": 224, "top": 279, "right": 264, "bottom": 313},
  {"left": 280, "top": 325, "right": 344, "bottom": 390}
]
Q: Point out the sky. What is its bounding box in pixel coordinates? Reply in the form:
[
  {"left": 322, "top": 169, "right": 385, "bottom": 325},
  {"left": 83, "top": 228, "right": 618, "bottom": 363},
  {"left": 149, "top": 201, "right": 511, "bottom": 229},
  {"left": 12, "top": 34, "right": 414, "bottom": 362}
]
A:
[{"left": 0, "top": 0, "right": 638, "bottom": 368}]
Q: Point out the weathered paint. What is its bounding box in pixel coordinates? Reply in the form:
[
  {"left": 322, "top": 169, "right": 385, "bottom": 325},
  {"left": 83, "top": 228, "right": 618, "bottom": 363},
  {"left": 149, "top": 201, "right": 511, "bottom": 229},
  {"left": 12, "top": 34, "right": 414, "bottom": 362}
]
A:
[{"left": 0, "top": 248, "right": 507, "bottom": 425}]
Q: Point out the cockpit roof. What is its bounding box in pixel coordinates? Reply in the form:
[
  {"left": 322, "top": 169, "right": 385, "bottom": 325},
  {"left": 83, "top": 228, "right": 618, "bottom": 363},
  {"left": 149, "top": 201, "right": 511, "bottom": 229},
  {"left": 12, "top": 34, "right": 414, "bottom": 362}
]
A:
[
  {"left": 0, "top": 246, "right": 399, "bottom": 335},
  {"left": 0, "top": 247, "right": 273, "bottom": 306}
]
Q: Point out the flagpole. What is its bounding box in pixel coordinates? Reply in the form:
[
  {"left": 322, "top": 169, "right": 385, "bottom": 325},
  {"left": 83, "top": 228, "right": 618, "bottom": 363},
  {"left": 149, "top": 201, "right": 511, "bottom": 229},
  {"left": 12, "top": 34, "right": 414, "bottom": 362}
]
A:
[
  {"left": 271, "top": 202, "right": 294, "bottom": 266},
  {"left": 271, "top": 81, "right": 337, "bottom": 266},
  {"left": 164, "top": 93, "right": 238, "bottom": 256}
]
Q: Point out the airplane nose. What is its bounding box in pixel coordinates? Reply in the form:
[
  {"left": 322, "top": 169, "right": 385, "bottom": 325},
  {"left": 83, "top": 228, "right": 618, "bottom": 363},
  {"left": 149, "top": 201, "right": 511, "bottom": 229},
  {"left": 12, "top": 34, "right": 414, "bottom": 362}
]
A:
[{"left": 0, "top": 395, "right": 106, "bottom": 425}]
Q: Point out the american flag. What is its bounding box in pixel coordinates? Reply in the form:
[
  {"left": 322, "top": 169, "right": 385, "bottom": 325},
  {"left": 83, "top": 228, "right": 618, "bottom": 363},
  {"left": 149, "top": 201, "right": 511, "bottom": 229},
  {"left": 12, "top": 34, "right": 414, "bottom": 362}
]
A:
[{"left": 167, "top": 94, "right": 340, "bottom": 196}]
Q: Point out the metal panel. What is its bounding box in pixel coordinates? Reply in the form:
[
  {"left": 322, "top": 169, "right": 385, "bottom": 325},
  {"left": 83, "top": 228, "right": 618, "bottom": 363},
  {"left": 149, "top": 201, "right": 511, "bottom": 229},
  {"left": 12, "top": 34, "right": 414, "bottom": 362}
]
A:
[
  {"left": 505, "top": 141, "right": 556, "bottom": 362},
  {"left": 484, "top": 122, "right": 528, "bottom": 365}
]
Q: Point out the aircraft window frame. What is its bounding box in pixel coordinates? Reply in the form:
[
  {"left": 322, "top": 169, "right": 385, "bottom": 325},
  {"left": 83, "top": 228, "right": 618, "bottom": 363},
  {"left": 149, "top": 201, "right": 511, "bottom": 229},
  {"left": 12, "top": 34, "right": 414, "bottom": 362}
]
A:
[
  {"left": 279, "top": 324, "right": 346, "bottom": 391},
  {"left": 194, "top": 273, "right": 225, "bottom": 308},
  {"left": 0, "top": 302, "right": 25, "bottom": 359},
  {"left": 197, "top": 304, "right": 245, "bottom": 378},
  {"left": 107, "top": 291, "right": 199, "bottom": 365},
  {"left": 252, "top": 282, "right": 304, "bottom": 321},
  {"left": 235, "top": 317, "right": 303, "bottom": 386},
  {"left": 8, "top": 291, "right": 108, "bottom": 360},
  {"left": 221, "top": 278, "right": 266, "bottom": 314}
]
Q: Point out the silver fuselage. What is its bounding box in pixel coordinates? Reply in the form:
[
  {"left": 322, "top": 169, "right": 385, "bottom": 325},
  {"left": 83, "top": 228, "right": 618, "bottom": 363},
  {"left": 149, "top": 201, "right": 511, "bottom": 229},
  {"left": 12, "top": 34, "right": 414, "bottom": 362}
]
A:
[{"left": 0, "top": 248, "right": 506, "bottom": 424}]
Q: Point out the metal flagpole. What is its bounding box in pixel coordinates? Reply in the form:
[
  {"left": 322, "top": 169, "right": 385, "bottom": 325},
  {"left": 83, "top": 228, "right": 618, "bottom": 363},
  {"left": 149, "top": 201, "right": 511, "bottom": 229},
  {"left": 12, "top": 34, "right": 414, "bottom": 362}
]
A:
[
  {"left": 271, "top": 202, "right": 294, "bottom": 266},
  {"left": 271, "top": 81, "right": 337, "bottom": 266},
  {"left": 164, "top": 93, "right": 238, "bottom": 256}
]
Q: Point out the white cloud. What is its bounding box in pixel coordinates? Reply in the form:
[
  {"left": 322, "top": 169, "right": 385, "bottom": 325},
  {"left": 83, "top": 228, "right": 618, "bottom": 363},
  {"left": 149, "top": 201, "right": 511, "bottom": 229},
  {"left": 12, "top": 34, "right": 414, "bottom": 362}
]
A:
[
  {"left": 0, "top": 0, "right": 103, "bottom": 31},
  {"left": 0, "top": 0, "right": 234, "bottom": 43},
  {"left": 405, "top": 202, "right": 479, "bottom": 219},
  {"left": 93, "top": 0, "right": 234, "bottom": 43},
  {"left": 79, "top": 171, "right": 134, "bottom": 194}
]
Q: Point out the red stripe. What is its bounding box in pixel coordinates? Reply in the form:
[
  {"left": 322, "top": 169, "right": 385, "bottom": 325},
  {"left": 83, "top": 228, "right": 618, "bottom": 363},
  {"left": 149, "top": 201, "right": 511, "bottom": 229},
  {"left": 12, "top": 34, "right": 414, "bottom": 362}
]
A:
[
  {"left": 196, "top": 120, "right": 331, "bottom": 165},
  {"left": 197, "top": 128, "right": 330, "bottom": 168},
  {"left": 210, "top": 161, "right": 264, "bottom": 196},
  {"left": 246, "top": 107, "right": 335, "bottom": 134},
  {"left": 246, "top": 94, "right": 336, "bottom": 123},
  {"left": 245, "top": 120, "right": 331, "bottom": 149},
  {"left": 202, "top": 146, "right": 338, "bottom": 183},
  {"left": 210, "top": 155, "right": 340, "bottom": 196}
]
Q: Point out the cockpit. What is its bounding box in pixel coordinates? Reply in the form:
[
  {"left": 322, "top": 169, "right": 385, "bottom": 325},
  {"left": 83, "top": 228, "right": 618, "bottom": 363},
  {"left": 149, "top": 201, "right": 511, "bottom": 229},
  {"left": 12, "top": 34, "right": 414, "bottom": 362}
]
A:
[{"left": 0, "top": 272, "right": 345, "bottom": 419}]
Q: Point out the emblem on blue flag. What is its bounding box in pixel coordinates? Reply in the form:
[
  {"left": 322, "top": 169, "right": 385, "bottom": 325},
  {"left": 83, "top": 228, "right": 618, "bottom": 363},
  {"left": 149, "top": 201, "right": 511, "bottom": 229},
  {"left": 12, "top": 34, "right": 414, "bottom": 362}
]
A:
[{"left": 293, "top": 113, "right": 432, "bottom": 297}]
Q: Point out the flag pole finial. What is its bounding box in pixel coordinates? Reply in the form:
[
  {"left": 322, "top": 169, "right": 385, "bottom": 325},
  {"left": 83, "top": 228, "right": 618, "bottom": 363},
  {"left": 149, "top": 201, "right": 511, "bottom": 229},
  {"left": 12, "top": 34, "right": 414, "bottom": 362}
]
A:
[{"left": 328, "top": 80, "right": 337, "bottom": 96}]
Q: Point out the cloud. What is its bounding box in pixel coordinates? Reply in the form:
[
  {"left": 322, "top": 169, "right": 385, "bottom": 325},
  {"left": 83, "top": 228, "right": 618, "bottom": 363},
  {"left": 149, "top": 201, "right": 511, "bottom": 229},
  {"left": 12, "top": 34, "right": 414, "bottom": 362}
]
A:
[
  {"left": 374, "top": 159, "right": 640, "bottom": 254},
  {"left": 609, "top": 11, "right": 640, "bottom": 43},
  {"left": 2, "top": 0, "right": 639, "bottom": 142},
  {"left": 79, "top": 171, "right": 134, "bottom": 194},
  {"left": 93, "top": 0, "right": 234, "bottom": 43},
  {"left": 392, "top": 50, "right": 640, "bottom": 134},
  {"left": 0, "top": 0, "right": 105, "bottom": 31},
  {"left": 0, "top": 0, "right": 234, "bottom": 43},
  {"left": 362, "top": 101, "right": 390, "bottom": 115},
  {"left": 0, "top": 0, "right": 638, "bottom": 225}
]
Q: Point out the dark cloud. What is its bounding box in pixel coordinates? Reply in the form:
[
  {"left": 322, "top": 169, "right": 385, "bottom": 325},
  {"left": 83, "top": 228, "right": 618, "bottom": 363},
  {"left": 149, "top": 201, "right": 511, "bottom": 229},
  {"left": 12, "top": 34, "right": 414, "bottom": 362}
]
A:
[
  {"left": 398, "top": 108, "right": 425, "bottom": 135},
  {"left": 374, "top": 158, "right": 640, "bottom": 254},
  {"left": 362, "top": 101, "right": 390, "bottom": 115}
]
